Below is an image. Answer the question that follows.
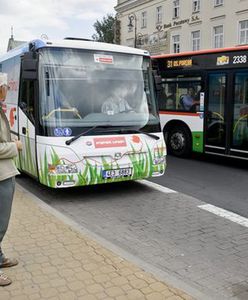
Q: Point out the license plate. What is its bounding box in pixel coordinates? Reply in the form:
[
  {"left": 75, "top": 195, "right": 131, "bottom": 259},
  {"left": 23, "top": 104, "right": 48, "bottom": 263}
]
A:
[{"left": 102, "top": 168, "right": 132, "bottom": 179}]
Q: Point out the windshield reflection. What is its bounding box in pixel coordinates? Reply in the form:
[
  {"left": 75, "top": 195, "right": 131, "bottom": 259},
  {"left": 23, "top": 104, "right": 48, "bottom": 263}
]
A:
[{"left": 39, "top": 48, "right": 160, "bottom": 136}]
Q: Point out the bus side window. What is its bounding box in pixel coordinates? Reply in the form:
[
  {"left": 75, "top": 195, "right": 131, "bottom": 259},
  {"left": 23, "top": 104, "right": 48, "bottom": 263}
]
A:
[
  {"left": 20, "top": 79, "right": 35, "bottom": 124},
  {"left": 158, "top": 83, "right": 176, "bottom": 110},
  {"left": 158, "top": 86, "right": 167, "bottom": 110}
]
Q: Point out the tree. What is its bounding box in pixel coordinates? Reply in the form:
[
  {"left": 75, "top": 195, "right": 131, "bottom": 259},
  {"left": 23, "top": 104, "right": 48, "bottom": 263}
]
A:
[{"left": 92, "top": 14, "right": 115, "bottom": 43}]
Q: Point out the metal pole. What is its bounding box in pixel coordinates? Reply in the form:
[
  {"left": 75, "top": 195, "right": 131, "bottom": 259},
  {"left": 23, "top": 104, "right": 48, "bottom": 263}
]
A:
[{"left": 134, "top": 14, "right": 137, "bottom": 48}]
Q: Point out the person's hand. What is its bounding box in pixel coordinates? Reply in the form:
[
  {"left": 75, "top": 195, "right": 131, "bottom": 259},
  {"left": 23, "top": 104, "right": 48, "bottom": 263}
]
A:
[{"left": 15, "top": 140, "right": 22, "bottom": 152}]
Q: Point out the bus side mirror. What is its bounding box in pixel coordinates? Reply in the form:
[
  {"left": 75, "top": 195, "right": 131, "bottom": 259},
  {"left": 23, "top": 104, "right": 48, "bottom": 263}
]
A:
[
  {"left": 155, "top": 75, "right": 162, "bottom": 90},
  {"left": 22, "top": 52, "right": 38, "bottom": 80},
  {"left": 153, "top": 74, "right": 162, "bottom": 92}
]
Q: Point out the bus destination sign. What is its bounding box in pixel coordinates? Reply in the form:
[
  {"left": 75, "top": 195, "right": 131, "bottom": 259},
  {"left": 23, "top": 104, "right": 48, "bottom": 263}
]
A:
[
  {"left": 162, "top": 51, "right": 248, "bottom": 71},
  {"left": 167, "top": 58, "right": 193, "bottom": 68}
]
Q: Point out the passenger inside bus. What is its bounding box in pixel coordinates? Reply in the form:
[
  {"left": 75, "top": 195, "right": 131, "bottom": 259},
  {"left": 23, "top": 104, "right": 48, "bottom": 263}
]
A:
[
  {"left": 180, "top": 87, "right": 200, "bottom": 111},
  {"left": 101, "top": 82, "right": 135, "bottom": 115},
  {"left": 101, "top": 94, "right": 133, "bottom": 115}
]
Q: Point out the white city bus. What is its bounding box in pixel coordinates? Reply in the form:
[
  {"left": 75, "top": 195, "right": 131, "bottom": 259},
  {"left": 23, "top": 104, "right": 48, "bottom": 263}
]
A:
[{"left": 0, "top": 38, "right": 166, "bottom": 188}]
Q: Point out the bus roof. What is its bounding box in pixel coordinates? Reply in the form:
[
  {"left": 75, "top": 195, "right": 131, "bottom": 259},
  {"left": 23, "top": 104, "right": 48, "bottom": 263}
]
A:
[
  {"left": 0, "top": 38, "right": 150, "bottom": 62},
  {"left": 152, "top": 45, "right": 248, "bottom": 59}
]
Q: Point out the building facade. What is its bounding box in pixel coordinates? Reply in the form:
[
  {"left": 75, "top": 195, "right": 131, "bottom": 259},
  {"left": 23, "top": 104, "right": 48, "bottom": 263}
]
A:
[{"left": 114, "top": 0, "right": 248, "bottom": 55}]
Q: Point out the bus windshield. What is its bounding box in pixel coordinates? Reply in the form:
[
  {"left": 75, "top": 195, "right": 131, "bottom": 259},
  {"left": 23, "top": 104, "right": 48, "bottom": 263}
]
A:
[{"left": 38, "top": 48, "right": 160, "bottom": 136}]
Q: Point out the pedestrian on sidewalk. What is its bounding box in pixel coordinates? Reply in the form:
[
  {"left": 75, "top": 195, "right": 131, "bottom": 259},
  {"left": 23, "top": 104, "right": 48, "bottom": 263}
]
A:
[{"left": 0, "top": 72, "right": 22, "bottom": 286}]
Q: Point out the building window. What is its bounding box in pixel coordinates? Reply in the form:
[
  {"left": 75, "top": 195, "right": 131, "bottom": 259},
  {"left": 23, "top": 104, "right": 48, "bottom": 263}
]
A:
[
  {"left": 213, "top": 25, "right": 224, "bottom": 48},
  {"left": 172, "top": 35, "right": 180, "bottom": 53},
  {"left": 192, "top": 30, "right": 200, "bottom": 51},
  {"left": 141, "top": 11, "right": 147, "bottom": 28},
  {"left": 156, "top": 6, "right": 162, "bottom": 24},
  {"left": 173, "top": 0, "right": 180, "bottom": 18},
  {"left": 214, "top": 0, "right": 223, "bottom": 6},
  {"left": 239, "top": 20, "right": 248, "bottom": 45},
  {"left": 126, "top": 38, "right": 135, "bottom": 47},
  {"left": 192, "top": 0, "right": 200, "bottom": 13}
]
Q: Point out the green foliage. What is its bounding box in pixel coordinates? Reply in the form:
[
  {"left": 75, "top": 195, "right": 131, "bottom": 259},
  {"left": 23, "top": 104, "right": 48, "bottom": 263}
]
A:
[{"left": 92, "top": 14, "right": 115, "bottom": 43}]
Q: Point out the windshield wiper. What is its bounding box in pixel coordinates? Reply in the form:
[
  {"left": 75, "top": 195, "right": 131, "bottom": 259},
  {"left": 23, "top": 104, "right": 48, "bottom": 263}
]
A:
[
  {"left": 65, "top": 126, "right": 160, "bottom": 146},
  {"left": 120, "top": 129, "right": 160, "bottom": 140},
  {"left": 103, "top": 128, "right": 160, "bottom": 140},
  {"left": 65, "top": 125, "right": 111, "bottom": 145}
]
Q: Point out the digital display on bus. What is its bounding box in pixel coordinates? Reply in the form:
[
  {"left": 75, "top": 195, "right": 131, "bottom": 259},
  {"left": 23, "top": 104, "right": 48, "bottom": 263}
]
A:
[
  {"left": 167, "top": 59, "right": 193, "bottom": 68},
  {"left": 160, "top": 51, "right": 248, "bottom": 71}
]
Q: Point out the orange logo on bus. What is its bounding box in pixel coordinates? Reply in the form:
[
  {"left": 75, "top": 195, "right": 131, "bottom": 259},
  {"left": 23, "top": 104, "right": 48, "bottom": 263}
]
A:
[
  {"left": 132, "top": 135, "right": 141, "bottom": 143},
  {"left": 9, "top": 107, "right": 16, "bottom": 127}
]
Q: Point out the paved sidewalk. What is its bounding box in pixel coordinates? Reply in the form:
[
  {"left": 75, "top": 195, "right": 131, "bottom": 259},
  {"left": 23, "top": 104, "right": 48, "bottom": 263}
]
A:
[{"left": 1, "top": 185, "right": 193, "bottom": 300}]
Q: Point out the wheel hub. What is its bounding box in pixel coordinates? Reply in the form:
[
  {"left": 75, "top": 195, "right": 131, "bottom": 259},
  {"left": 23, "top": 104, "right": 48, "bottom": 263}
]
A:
[{"left": 170, "top": 132, "right": 185, "bottom": 150}]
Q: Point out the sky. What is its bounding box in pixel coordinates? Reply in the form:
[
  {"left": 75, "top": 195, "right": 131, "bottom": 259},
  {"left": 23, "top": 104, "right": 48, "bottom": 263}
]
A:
[{"left": 0, "top": 0, "right": 116, "bottom": 54}]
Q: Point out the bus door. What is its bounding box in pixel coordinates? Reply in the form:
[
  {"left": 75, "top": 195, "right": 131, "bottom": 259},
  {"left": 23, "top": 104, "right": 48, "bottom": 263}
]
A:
[
  {"left": 205, "top": 72, "right": 227, "bottom": 155},
  {"left": 18, "top": 78, "right": 38, "bottom": 177},
  {"left": 205, "top": 71, "right": 248, "bottom": 158},
  {"left": 230, "top": 71, "right": 248, "bottom": 158}
]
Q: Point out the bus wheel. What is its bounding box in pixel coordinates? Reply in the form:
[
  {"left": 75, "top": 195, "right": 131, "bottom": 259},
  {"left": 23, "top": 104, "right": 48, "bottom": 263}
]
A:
[{"left": 167, "top": 126, "right": 192, "bottom": 157}]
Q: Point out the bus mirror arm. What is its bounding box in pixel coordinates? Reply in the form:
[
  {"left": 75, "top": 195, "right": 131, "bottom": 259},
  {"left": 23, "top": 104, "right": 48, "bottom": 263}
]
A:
[{"left": 153, "top": 74, "right": 162, "bottom": 92}]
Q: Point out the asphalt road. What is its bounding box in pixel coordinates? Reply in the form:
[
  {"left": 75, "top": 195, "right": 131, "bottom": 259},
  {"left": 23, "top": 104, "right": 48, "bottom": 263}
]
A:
[
  {"left": 18, "top": 153, "right": 248, "bottom": 218},
  {"left": 150, "top": 154, "right": 248, "bottom": 218},
  {"left": 16, "top": 155, "right": 248, "bottom": 299}
]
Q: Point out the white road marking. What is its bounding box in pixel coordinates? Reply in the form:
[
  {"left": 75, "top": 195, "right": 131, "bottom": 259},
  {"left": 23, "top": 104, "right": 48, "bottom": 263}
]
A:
[
  {"left": 198, "top": 204, "right": 248, "bottom": 228},
  {"left": 139, "top": 180, "right": 177, "bottom": 194}
]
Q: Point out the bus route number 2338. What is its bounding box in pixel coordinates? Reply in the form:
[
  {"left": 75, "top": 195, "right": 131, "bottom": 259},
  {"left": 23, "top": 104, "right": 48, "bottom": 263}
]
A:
[{"left": 233, "top": 55, "right": 247, "bottom": 64}]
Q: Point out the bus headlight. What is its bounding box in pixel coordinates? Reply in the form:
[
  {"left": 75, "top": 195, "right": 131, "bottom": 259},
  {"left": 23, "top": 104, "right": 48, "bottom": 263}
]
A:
[
  {"left": 49, "top": 164, "right": 78, "bottom": 174},
  {"left": 153, "top": 156, "right": 166, "bottom": 165}
]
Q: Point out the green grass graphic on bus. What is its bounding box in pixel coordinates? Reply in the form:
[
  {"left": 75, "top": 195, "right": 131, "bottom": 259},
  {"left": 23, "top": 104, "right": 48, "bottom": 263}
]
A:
[
  {"left": 38, "top": 143, "right": 166, "bottom": 188},
  {"left": 21, "top": 135, "right": 37, "bottom": 176},
  {"left": 19, "top": 121, "right": 37, "bottom": 177}
]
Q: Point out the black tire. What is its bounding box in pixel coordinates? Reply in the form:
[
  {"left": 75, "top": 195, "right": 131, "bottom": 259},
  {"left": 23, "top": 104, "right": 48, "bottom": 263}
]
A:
[{"left": 166, "top": 126, "right": 192, "bottom": 157}]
